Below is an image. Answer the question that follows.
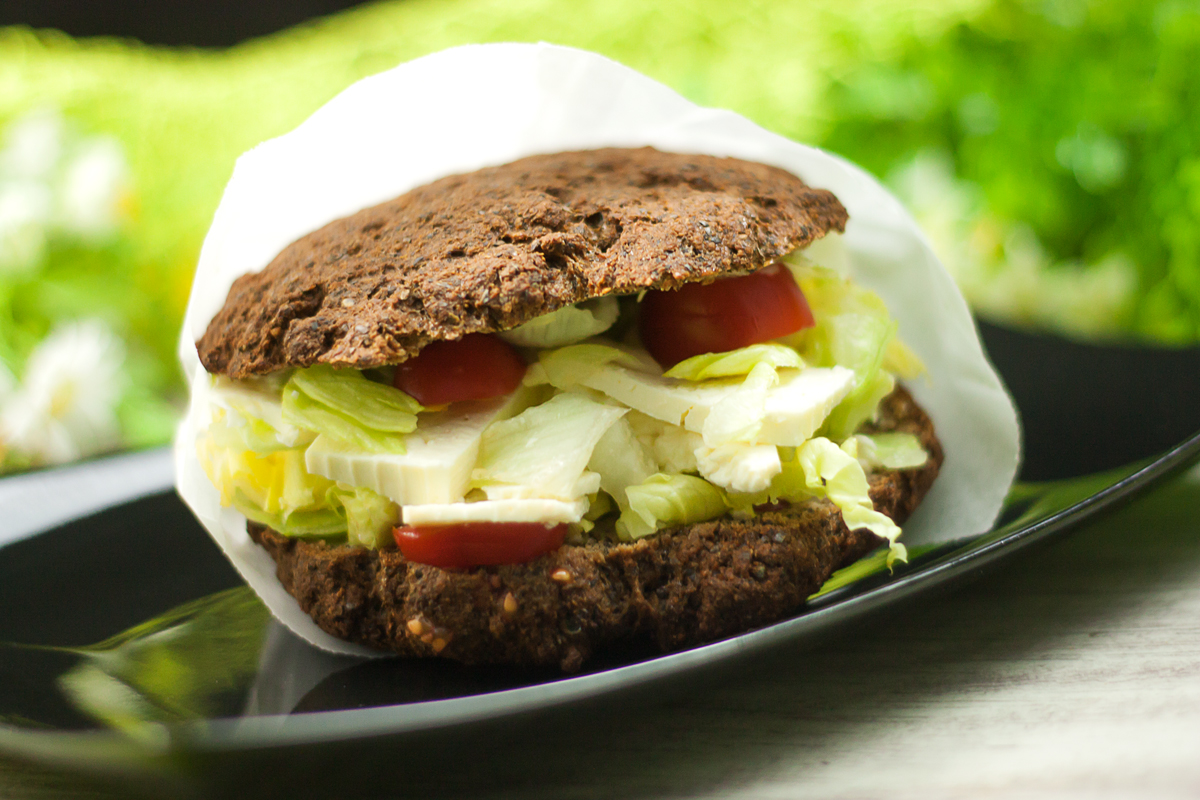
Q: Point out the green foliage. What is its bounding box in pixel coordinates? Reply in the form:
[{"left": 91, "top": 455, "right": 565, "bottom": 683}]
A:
[{"left": 821, "top": 0, "right": 1200, "bottom": 342}]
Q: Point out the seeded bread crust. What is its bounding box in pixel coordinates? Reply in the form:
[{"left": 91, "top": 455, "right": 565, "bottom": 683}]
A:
[
  {"left": 249, "top": 386, "right": 940, "bottom": 672},
  {"left": 198, "top": 148, "right": 848, "bottom": 379}
]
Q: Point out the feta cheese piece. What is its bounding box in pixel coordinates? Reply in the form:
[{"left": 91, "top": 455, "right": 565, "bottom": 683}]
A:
[
  {"left": 402, "top": 497, "right": 588, "bottom": 525},
  {"left": 759, "top": 367, "right": 857, "bottom": 445},
  {"left": 626, "top": 410, "right": 704, "bottom": 473},
  {"left": 304, "top": 389, "right": 529, "bottom": 505},
  {"left": 695, "top": 443, "right": 782, "bottom": 493},
  {"left": 580, "top": 365, "right": 856, "bottom": 446}
]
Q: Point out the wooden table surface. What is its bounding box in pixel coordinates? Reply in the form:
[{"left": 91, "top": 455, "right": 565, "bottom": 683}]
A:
[{"left": 3, "top": 465, "right": 1199, "bottom": 799}]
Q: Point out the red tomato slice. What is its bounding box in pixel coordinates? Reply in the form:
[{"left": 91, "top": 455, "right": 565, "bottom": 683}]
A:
[
  {"left": 638, "top": 263, "right": 815, "bottom": 368},
  {"left": 394, "top": 522, "right": 568, "bottom": 569},
  {"left": 393, "top": 333, "right": 527, "bottom": 406}
]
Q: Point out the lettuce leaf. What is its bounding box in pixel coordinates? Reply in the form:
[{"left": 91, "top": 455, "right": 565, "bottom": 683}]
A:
[
  {"left": 617, "top": 473, "right": 729, "bottom": 540},
  {"left": 280, "top": 364, "right": 420, "bottom": 454},
  {"left": 288, "top": 365, "right": 421, "bottom": 430},
  {"left": 205, "top": 408, "right": 299, "bottom": 455},
  {"left": 694, "top": 442, "right": 782, "bottom": 493},
  {"left": 199, "top": 432, "right": 404, "bottom": 547},
  {"left": 852, "top": 432, "right": 929, "bottom": 470},
  {"left": 473, "top": 391, "right": 627, "bottom": 500},
  {"left": 722, "top": 437, "right": 907, "bottom": 567},
  {"left": 199, "top": 439, "right": 345, "bottom": 536},
  {"left": 882, "top": 337, "right": 926, "bottom": 380},
  {"left": 796, "top": 437, "right": 906, "bottom": 567},
  {"left": 538, "top": 341, "right": 658, "bottom": 388},
  {"left": 587, "top": 414, "right": 658, "bottom": 506},
  {"left": 329, "top": 484, "right": 401, "bottom": 549},
  {"left": 499, "top": 297, "right": 619, "bottom": 348},
  {"left": 785, "top": 264, "right": 899, "bottom": 441},
  {"left": 664, "top": 343, "right": 804, "bottom": 380},
  {"left": 820, "top": 370, "right": 895, "bottom": 443},
  {"left": 232, "top": 492, "right": 346, "bottom": 540},
  {"left": 624, "top": 410, "right": 703, "bottom": 474},
  {"left": 209, "top": 375, "right": 311, "bottom": 451}
]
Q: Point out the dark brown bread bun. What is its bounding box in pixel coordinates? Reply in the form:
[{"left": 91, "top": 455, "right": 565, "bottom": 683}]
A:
[{"left": 197, "top": 147, "right": 847, "bottom": 379}]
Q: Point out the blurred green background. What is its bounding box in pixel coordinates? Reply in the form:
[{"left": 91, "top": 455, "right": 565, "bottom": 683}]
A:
[{"left": 0, "top": 0, "right": 1197, "bottom": 472}]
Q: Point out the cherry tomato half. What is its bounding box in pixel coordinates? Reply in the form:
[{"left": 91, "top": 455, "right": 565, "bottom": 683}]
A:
[
  {"left": 393, "top": 333, "right": 527, "bottom": 406},
  {"left": 638, "top": 263, "right": 815, "bottom": 368},
  {"left": 394, "top": 522, "right": 568, "bottom": 569}
]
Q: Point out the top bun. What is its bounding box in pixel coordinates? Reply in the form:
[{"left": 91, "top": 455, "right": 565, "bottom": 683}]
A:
[{"left": 196, "top": 147, "right": 847, "bottom": 378}]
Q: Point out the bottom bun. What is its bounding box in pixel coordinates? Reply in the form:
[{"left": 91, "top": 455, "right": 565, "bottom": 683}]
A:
[{"left": 251, "top": 387, "right": 942, "bottom": 672}]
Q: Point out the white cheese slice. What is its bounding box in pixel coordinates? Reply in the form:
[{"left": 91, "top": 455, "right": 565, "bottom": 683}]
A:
[
  {"left": 480, "top": 471, "right": 601, "bottom": 501},
  {"left": 304, "top": 388, "right": 530, "bottom": 505},
  {"left": 695, "top": 443, "right": 782, "bottom": 493},
  {"left": 579, "top": 365, "right": 856, "bottom": 447},
  {"left": 402, "top": 497, "right": 588, "bottom": 525}
]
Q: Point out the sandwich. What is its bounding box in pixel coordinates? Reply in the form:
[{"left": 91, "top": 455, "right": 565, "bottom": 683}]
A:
[{"left": 190, "top": 147, "right": 943, "bottom": 671}]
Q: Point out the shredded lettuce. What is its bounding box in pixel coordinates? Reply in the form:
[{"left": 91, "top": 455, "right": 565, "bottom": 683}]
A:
[
  {"left": 617, "top": 473, "right": 729, "bottom": 541},
  {"left": 205, "top": 408, "right": 300, "bottom": 455},
  {"left": 473, "top": 391, "right": 627, "bottom": 500},
  {"left": 195, "top": 259, "right": 918, "bottom": 559},
  {"left": 198, "top": 432, "right": 402, "bottom": 547},
  {"left": 882, "top": 337, "right": 926, "bottom": 380},
  {"left": 587, "top": 414, "right": 659, "bottom": 525},
  {"left": 288, "top": 365, "right": 421, "bottom": 430},
  {"left": 232, "top": 492, "right": 347, "bottom": 539},
  {"left": 499, "top": 297, "right": 620, "bottom": 348},
  {"left": 209, "top": 375, "right": 311, "bottom": 451},
  {"left": 664, "top": 343, "right": 804, "bottom": 380},
  {"left": 785, "top": 264, "right": 900, "bottom": 441},
  {"left": 796, "top": 437, "right": 906, "bottom": 567},
  {"left": 538, "top": 341, "right": 657, "bottom": 388},
  {"left": 330, "top": 484, "right": 401, "bottom": 549},
  {"left": 281, "top": 365, "right": 420, "bottom": 453},
  {"left": 852, "top": 432, "right": 929, "bottom": 471}
]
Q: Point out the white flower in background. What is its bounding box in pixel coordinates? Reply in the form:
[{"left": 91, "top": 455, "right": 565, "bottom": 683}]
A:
[
  {"left": 0, "top": 108, "right": 131, "bottom": 274},
  {"left": 0, "top": 108, "right": 66, "bottom": 182},
  {"left": 0, "top": 320, "right": 126, "bottom": 466},
  {"left": 0, "top": 180, "right": 53, "bottom": 275},
  {"left": 57, "top": 137, "right": 130, "bottom": 241},
  {"left": 56, "top": 137, "right": 130, "bottom": 241}
]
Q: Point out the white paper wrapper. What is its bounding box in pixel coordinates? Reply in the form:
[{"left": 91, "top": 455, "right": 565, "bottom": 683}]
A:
[{"left": 175, "top": 43, "right": 1020, "bottom": 657}]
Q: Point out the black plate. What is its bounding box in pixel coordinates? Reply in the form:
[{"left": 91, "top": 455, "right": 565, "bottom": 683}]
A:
[
  {"left": 977, "top": 319, "right": 1200, "bottom": 481},
  {"left": 2, "top": 326, "right": 1200, "bottom": 797},
  {"left": 3, "top": 434, "right": 1199, "bottom": 756}
]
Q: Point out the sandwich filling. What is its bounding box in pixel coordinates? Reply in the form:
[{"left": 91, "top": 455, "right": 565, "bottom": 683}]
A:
[{"left": 195, "top": 236, "right": 930, "bottom": 570}]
